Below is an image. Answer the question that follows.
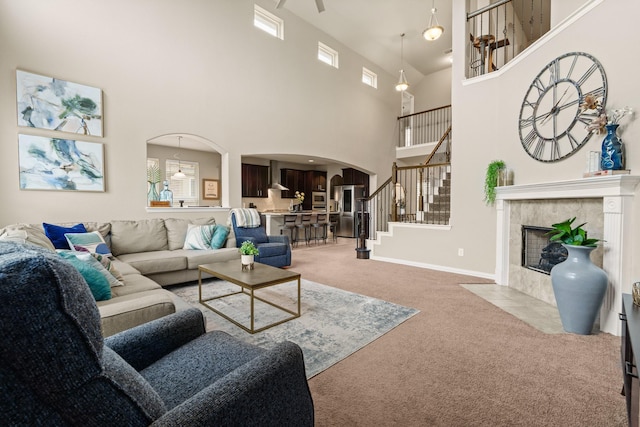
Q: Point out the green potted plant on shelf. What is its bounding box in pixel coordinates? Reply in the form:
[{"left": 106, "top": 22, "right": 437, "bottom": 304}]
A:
[
  {"left": 547, "top": 217, "right": 607, "bottom": 335},
  {"left": 239, "top": 240, "right": 259, "bottom": 270},
  {"left": 484, "top": 160, "right": 505, "bottom": 205}
]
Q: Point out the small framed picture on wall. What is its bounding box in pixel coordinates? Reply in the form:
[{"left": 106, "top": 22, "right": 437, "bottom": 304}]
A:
[{"left": 202, "top": 179, "right": 220, "bottom": 200}]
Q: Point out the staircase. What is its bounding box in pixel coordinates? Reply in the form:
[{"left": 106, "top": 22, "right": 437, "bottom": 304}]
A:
[
  {"left": 366, "top": 123, "right": 451, "bottom": 240},
  {"left": 421, "top": 169, "right": 450, "bottom": 225}
]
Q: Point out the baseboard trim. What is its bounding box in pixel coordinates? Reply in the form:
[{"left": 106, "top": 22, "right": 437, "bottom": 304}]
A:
[{"left": 369, "top": 254, "right": 495, "bottom": 281}]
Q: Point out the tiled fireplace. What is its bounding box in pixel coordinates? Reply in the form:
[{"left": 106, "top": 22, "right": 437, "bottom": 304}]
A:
[{"left": 494, "top": 176, "right": 640, "bottom": 335}]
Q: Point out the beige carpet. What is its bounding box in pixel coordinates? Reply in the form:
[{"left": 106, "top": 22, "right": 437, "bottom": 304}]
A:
[{"left": 290, "top": 240, "right": 626, "bottom": 426}]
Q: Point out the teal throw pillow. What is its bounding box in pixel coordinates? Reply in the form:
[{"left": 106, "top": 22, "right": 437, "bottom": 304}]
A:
[
  {"left": 183, "top": 224, "right": 217, "bottom": 250},
  {"left": 210, "top": 225, "right": 230, "bottom": 249},
  {"left": 58, "top": 252, "right": 112, "bottom": 300},
  {"left": 43, "top": 222, "right": 87, "bottom": 249}
]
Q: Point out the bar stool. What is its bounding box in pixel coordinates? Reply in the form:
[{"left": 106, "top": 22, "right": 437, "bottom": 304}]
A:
[
  {"left": 296, "top": 214, "right": 312, "bottom": 245},
  {"left": 311, "top": 213, "right": 328, "bottom": 244},
  {"left": 329, "top": 213, "right": 339, "bottom": 243},
  {"left": 280, "top": 214, "right": 298, "bottom": 247}
]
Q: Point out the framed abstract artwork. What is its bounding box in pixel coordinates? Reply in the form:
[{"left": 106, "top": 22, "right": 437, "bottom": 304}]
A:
[
  {"left": 18, "top": 134, "right": 105, "bottom": 192},
  {"left": 202, "top": 178, "right": 220, "bottom": 200},
  {"left": 16, "top": 70, "right": 103, "bottom": 137}
]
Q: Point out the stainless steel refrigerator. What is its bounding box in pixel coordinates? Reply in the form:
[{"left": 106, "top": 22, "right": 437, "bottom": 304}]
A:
[{"left": 334, "top": 185, "right": 366, "bottom": 238}]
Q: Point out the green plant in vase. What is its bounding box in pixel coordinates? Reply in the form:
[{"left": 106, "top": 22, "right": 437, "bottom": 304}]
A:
[
  {"left": 239, "top": 240, "right": 259, "bottom": 270},
  {"left": 547, "top": 217, "right": 601, "bottom": 247},
  {"left": 239, "top": 240, "right": 260, "bottom": 256},
  {"left": 484, "top": 160, "right": 505, "bottom": 205},
  {"left": 146, "top": 164, "right": 161, "bottom": 203}
]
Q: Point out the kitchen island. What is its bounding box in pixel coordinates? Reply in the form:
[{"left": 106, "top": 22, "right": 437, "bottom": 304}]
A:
[{"left": 261, "top": 211, "right": 337, "bottom": 236}]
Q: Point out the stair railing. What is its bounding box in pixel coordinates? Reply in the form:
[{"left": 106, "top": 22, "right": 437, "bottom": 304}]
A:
[{"left": 367, "top": 128, "right": 452, "bottom": 240}]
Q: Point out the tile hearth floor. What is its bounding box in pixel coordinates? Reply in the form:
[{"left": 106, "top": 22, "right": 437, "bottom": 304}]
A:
[{"left": 461, "top": 284, "right": 565, "bottom": 334}]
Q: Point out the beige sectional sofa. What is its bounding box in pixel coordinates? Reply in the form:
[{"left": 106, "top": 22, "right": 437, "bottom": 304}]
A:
[{"left": 0, "top": 217, "right": 239, "bottom": 336}]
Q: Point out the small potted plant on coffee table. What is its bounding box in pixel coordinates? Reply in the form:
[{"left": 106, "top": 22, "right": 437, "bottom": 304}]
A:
[{"left": 239, "top": 240, "right": 259, "bottom": 271}]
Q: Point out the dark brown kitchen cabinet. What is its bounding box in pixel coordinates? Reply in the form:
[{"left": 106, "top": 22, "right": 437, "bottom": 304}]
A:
[
  {"left": 280, "top": 169, "right": 305, "bottom": 199},
  {"left": 342, "top": 168, "right": 369, "bottom": 196},
  {"left": 308, "top": 171, "right": 326, "bottom": 192},
  {"left": 242, "top": 163, "right": 269, "bottom": 198}
]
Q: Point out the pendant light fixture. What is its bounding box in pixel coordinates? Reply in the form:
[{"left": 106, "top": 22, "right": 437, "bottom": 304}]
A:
[
  {"left": 395, "top": 33, "right": 409, "bottom": 92},
  {"left": 172, "top": 136, "right": 186, "bottom": 179},
  {"left": 423, "top": 0, "right": 444, "bottom": 41}
]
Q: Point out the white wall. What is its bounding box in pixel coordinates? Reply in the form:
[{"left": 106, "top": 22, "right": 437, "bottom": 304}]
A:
[
  {"left": 374, "top": 0, "right": 640, "bottom": 279},
  {"left": 411, "top": 67, "right": 452, "bottom": 112},
  {"left": 0, "top": 0, "right": 398, "bottom": 226}
]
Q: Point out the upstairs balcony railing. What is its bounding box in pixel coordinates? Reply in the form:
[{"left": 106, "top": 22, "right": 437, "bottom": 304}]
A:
[
  {"left": 467, "top": 0, "right": 550, "bottom": 78},
  {"left": 398, "top": 105, "right": 451, "bottom": 148}
]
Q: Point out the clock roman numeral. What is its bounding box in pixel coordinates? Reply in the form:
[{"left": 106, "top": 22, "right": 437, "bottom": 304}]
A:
[
  {"left": 577, "top": 115, "right": 593, "bottom": 125},
  {"left": 584, "top": 86, "right": 605, "bottom": 99},
  {"left": 550, "top": 138, "right": 561, "bottom": 161},
  {"left": 522, "top": 130, "right": 536, "bottom": 149},
  {"left": 547, "top": 59, "right": 559, "bottom": 85},
  {"left": 520, "top": 115, "right": 535, "bottom": 128},
  {"left": 533, "top": 77, "right": 546, "bottom": 95},
  {"left": 566, "top": 54, "right": 578, "bottom": 80},
  {"left": 567, "top": 132, "right": 579, "bottom": 150},
  {"left": 533, "top": 138, "right": 546, "bottom": 159},
  {"left": 576, "top": 63, "right": 599, "bottom": 86}
]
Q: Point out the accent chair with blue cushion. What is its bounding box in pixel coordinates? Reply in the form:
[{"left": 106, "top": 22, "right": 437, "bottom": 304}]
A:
[
  {"left": 230, "top": 209, "right": 291, "bottom": 268},
  {"left": 0, "top": 241, "right": 313, "bottom": 426}
]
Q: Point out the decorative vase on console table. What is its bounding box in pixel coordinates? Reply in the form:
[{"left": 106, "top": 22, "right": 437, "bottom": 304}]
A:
[{"left": 600, "top": 123, "right": 624, "bottom": 170}]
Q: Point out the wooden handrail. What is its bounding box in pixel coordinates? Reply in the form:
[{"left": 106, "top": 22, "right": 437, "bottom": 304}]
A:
[
  {"left": 397, "top": 105, "right": 451, "bottom": 120},
  {"left": 367, "top": 176, "right": 392, "bottom": 201},
  {"left": 422, "top": 125, "right": 452, "bottom": 165}
]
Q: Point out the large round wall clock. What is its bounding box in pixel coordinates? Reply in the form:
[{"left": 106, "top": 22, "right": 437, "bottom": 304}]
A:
[{"left": 518, "top": 52, "right": 607, "bottom": 162}]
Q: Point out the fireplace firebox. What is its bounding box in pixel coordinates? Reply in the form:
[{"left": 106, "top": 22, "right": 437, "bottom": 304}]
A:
[{"left": 521, "top": 226, "right": 567, "bottom": 275}]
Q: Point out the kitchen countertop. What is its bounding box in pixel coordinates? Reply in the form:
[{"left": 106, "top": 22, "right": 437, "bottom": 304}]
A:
[
  {"left": 261, "top": 210, "right": 336, "bottom": 215},
  {"left": 260, "top": 211, "right": 337, "bottom": 234}
]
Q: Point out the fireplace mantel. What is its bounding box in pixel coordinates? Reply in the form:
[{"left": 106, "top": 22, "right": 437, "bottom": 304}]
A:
[
  {"left": 496, "top": 175, "right": 640, "bottom": 200},
  {"left": 494, "top": 175, "right": 640, "bottom": 335}
]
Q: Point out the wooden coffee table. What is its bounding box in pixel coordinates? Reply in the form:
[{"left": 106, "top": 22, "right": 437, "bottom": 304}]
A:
[{"left": 198, "top": 260, "right": 301, "bottom": 334}]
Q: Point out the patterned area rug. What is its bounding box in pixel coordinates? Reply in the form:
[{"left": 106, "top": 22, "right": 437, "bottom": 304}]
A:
[{"left": 170, "top": 279, "right": 419, "bottom": 378}]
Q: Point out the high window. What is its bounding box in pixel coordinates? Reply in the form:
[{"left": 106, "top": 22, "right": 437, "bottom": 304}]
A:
[
  {"left": 362, "top": 67, "right": 377, "bottom": 88},
  {"left": 166, "top": 159, "right": 199, "bottom": 206},
  {"left": 254, "top": 5, "right": 284, "bottom": 40},
  {"left": 318, "top": 42, "right": 339, "bottom": 68}
]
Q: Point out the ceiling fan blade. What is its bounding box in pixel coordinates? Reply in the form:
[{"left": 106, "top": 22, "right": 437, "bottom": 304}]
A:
[
  {"left": 315, "top": 0, "right": 325, "bottom": 13},
  {"left": 276, "top": 0, "right": 286, "bottom": 8}
]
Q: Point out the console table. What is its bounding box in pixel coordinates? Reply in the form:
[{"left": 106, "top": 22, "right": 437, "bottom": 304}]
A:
[{"left": 621, "top": 293, "right": 640, "bottom": 426}]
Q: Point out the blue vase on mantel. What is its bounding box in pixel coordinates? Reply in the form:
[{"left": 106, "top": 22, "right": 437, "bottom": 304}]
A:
[
  {"left": 600, "top": 123, "right": 624, "bottom": 170},
  {"left": 550, "top": 244, "right": 608, "bottom": 335}
]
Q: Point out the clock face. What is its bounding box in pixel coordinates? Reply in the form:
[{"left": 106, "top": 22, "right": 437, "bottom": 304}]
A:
[{"left": 518, "top": 52, "right": 607, "bottom": 162}]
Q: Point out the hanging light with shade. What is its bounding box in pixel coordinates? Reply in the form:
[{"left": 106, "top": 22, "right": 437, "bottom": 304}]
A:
[
  {"left": 172, "top": 136, "right": 186, "bottom": 179},
  {"left": 423, "top": 0, "right": 444, "bottom": 41},
  {"left": 395, "top": 33, "right": 409, "bottom": 92}
]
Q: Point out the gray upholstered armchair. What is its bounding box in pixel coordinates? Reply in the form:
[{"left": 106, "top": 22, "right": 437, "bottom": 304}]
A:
[{"left": 0, "top": 242, "right": 313, "bottom": 426}]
